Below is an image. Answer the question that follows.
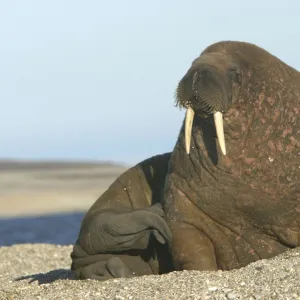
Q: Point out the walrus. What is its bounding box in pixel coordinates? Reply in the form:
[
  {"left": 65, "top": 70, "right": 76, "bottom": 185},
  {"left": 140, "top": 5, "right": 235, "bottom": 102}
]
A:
[
  {"left": 70, "top": 153, "right": 174, "bottom": 280},
  {"left": 163, "top": 40, "right": 300, "bottom": 271},
  {"left": 71, "top": 40, "right": 299, "bottom": 280}
]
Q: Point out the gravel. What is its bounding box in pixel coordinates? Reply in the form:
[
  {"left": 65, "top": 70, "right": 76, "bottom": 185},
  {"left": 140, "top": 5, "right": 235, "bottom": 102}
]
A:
[{"left": 1, "top": 244, "right": 300, "bottom": 299}]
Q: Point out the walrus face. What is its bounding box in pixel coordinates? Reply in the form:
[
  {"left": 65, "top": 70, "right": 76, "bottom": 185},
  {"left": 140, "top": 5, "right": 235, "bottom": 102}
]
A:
[{"left": 175, "top": 52, "right": 243, "bottom": 156}]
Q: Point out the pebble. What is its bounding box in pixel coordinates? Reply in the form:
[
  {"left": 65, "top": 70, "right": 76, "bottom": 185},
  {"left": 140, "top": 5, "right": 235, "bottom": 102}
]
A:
[{"left": 226, "top": 292, "right": 239, "bottom": 299}]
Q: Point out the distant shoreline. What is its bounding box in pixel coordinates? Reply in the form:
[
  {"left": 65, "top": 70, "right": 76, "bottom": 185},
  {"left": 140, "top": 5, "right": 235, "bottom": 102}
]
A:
[{"left": 0, "top": 159, "right": 129, "bottom": 172}]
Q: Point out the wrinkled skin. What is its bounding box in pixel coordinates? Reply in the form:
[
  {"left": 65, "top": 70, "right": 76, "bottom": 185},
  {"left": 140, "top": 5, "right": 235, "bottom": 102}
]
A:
[
  {"left": 164, "top": 41, "right": 300, "bottom": 271},
  {"left": 71, "top": 153, "right": 174, "bottom": 280}
]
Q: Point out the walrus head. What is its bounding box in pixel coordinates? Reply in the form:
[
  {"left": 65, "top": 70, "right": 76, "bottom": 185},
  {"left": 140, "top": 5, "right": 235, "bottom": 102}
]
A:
[{"left": 175, "top": 52, "right": 243, "bottom": 156}]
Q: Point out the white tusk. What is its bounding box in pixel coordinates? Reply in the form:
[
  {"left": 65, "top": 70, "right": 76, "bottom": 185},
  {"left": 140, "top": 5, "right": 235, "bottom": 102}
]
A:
[
  {"left": 185, "top": 107, "right": 195, "bottom": 154},
  {"left": 213, "top": 111, "right": 226, "bottom": 155}
]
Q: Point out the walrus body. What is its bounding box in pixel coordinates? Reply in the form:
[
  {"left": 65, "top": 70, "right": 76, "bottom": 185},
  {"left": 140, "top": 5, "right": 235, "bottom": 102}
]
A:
[
  {"left": 164, "top": 41, "right": 300, "bottom": 271},
  {"left": 71, "top": 40, "right": 299, "bottom": 280},
  {"left": 71, "top": 153, "right": 174, "bottom": 280}
]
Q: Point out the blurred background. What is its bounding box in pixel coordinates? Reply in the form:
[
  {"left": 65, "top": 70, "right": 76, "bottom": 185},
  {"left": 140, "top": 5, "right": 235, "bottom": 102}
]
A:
[{"left": 1, "top": 0, "right": 299, "bottom": 246}]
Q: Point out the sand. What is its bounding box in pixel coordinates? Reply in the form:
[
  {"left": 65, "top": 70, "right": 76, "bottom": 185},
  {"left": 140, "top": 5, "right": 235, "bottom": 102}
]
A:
[{"left": 1, "top": 244, "right": 300, "bottom": 299}]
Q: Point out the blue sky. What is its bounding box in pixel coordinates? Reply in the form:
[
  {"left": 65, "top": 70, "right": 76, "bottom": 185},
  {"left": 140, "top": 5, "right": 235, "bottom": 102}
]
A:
[{"left": 1, "top": 1, "right": 299, "bottom": 164}]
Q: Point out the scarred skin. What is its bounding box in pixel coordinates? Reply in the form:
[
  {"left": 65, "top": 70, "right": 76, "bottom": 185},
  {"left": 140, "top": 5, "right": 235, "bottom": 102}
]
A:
[
  {"left": 164, "top": 41, "right": 300, "bottom": 271},
  {"left": 71, "top": 153, "right": 174, "bottom": 280}
]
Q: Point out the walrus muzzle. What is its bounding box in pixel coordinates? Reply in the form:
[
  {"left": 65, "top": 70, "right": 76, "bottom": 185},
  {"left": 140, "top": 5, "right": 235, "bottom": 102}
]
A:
[{"left": 185, "top": 107, "right": 226, "bottom": 155}]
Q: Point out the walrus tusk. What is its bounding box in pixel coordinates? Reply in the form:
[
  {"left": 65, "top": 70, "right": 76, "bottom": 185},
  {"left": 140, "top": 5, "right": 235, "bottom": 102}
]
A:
[
  {"left": 213, "top": 111, "right": 226, "bottom": 155},
  {"left": 185, "top": 107, "right": 195, "bottom": 154},
  {"left": 185, "top": 108, "right": 226, "bottom": 155}
]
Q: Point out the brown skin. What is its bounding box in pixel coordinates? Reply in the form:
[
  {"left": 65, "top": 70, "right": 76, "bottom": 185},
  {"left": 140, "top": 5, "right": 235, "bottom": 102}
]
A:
[
  {"left": 164, "top": 41, "right": 300, "bottom": 271},
  {"left": 71, "top": 153, "right": 174, "bottom": 280}
]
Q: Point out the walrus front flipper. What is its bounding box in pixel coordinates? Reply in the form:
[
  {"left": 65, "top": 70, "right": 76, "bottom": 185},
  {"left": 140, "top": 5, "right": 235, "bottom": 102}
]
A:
[
  {"left": 71, "top": 205, "right": 172, "bottom": 280},
  {"left": 73, "top": 257, "right": 133, "bottom": 281},
  {"left": 77, "top": 204, "right": 171, "bottom": 255}
]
